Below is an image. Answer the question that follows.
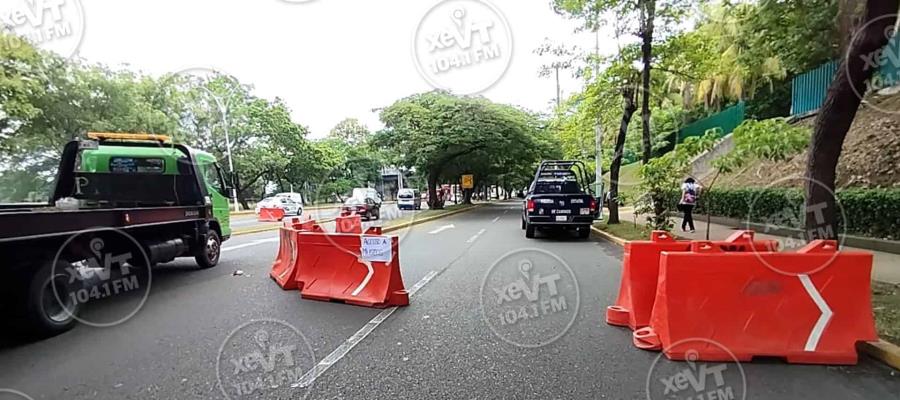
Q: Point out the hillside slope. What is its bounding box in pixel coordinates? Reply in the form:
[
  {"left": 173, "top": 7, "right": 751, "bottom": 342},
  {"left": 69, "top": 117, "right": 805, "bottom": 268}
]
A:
[{"left": 718, "top": 93, "right": 900, "bottom": 189}]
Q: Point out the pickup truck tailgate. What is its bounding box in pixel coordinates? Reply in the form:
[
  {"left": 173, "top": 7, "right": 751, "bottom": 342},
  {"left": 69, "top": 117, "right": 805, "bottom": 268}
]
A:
[{"left": 527, "top": 194, "right": 596, "bottom": 224}]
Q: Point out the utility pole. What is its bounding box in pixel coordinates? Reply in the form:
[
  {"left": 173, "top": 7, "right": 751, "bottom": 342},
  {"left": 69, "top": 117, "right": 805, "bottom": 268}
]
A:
[
  {"left": 215, "top": 100, "right": 240, "bottom": 213},
  {"left": 593, "top": 17, "right": 604, "bottom": 220},
  {"left": 555, "top": 65, "right": 561, "bottom": 109}
]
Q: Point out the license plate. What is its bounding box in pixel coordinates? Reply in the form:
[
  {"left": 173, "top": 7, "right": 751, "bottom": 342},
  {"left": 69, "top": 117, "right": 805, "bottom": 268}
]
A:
[{"left": 555, "top": 216, "right": 568, "bottom": 222}]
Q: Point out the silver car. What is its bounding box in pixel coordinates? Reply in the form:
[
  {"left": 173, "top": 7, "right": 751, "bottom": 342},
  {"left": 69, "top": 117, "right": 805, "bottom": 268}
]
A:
[{"left": 256, "top": 197, "right": 302, "bottom": 216}]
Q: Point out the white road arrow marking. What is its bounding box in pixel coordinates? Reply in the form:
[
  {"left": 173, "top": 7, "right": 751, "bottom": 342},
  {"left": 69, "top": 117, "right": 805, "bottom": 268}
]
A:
[
  {"left": 428, "top": 224, "right": 455, "bottom": 234},
  {"left": 798, "top": 274, "right": 833, "bottom": 352}
]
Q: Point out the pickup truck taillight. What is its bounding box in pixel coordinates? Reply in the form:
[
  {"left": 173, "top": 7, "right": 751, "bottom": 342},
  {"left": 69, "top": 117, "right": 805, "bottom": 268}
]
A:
[
  {"left": 590, "top": 197, "right": 598, "bottom": 211},
  {"left": 526, "top": 199, "right": 535, "bottom": 212}
]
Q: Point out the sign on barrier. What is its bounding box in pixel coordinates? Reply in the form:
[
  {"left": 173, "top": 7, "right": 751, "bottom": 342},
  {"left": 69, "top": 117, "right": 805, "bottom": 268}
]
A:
[{"left": 361, "top": 236, "right": 392, "bottom": 262}]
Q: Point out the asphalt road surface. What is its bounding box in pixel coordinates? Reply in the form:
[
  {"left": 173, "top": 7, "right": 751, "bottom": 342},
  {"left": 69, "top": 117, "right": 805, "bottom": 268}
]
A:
[{"left": 1, "top": 201, "right": 898, "bottom": 399}]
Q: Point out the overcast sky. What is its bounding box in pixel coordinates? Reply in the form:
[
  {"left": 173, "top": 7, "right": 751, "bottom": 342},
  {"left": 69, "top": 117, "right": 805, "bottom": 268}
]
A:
[{"left": 66, "top": 0, "right": 622, "bottom": 137}]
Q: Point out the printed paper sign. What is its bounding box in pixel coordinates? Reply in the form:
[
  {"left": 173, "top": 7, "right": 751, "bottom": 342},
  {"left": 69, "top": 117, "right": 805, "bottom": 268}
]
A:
[{"left": 361, "top": 236, "right": 392, "bottom": 262}]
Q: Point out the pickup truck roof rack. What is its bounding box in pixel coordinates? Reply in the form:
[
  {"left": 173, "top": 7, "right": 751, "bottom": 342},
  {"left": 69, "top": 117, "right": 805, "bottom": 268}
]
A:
[{"left": 530, "top": 160, "right": 595, "bottom": 196}]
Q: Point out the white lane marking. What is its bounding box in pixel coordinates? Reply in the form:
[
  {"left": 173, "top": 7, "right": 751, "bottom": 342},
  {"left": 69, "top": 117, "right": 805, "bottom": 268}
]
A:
[
  {"left": 491, "top": 216, "right": 500, "bottom": 223},
  {"left": 221, "top": 237, "right": 278, "bottom": 253},
  {"left": 293, "top": 270, "right": 439, "bottom": 389},
  {"left": 428, "top": 224, "right": 455, "bottom": 234},
  {"left": 351, "top": 260, "right": 375, "bottom": 296},
  {"left": 799, "top": 274, "right": 833, "bottom": 351},
  {"left": 466, "top": 228, "right": 487, "bottom": 243}
]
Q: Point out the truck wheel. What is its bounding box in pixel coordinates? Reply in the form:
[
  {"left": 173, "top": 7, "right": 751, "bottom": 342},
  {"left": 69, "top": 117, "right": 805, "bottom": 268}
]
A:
[
  {"left": 521, "top": 218, "right": 526, "bottom": 230},
  {"left": 194, "top": 230, "right": 221, "bottom": 269},
  {"left": 374, "top": 208, "right": 381, "bottom": 220},
  {"left": 525, "top": 223, "right": 535, "bottom": 238},
  {"left": 578, "top": 226, "right": 591, "bottom": 239},
  {"left": 23, "top": 259, "right": 81, "bottom": 337}
]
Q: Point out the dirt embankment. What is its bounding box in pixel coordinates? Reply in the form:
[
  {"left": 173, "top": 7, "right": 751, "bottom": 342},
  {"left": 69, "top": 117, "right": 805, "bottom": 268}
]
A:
[{"left": 718, "top": 93, "right": 900, "bottom": 189}]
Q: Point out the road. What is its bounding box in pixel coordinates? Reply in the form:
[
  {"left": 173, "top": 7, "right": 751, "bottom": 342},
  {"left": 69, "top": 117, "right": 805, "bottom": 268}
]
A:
[{"left": 0, "top": 201, "right": 897, "bottom": 399}]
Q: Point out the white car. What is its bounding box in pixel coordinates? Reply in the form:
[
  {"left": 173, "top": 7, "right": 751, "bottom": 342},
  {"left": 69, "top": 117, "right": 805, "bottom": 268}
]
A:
[{"left": 256, "top": 197, "right": 302, "bottom": 216}]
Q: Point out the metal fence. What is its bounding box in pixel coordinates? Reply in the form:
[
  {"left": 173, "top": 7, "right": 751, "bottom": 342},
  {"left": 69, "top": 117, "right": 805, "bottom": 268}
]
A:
[
  {"left": 678, "top": 102, "right": 746, "bottom": 142},
  {"left": 790, "top": 60, "right": 839, "bottom": 116}
]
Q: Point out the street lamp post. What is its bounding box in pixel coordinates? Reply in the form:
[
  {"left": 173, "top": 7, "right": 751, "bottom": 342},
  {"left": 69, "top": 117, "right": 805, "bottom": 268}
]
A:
[{"left": 201, "top": 81, "right": 240, "bottom": 213}]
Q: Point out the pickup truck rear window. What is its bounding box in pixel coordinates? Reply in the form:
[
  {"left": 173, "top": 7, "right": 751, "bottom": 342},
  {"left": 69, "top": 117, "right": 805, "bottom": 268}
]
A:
[{"left": 533, "top": 181, "right": 581, "bottom": 194}]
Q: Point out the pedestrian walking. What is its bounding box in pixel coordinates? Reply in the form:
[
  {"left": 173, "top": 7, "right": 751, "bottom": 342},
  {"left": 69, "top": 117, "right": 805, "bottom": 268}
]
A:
[{"left": 679, "top": 177, "right": 700, "bottom": 233}]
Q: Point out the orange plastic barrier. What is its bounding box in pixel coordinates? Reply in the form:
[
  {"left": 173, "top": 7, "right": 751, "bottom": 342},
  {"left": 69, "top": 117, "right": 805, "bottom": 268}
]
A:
[
  {"left": 335, "top": 215, "right": 362, "bottom": 234},
  {"left": 293, "top": 233, "right": 408, "bottom": 308},
  {"left": 270, "top": 220, "right": 323, "bottom": 289},
  {"left": 606, "top": 230, "right": 778, "bottom": 330},
  {"left": 632, "top": 240, "right": 877, "bottom": 365},
  {"left": 258, "top": 207, "right": 286, "bottom": 222}
]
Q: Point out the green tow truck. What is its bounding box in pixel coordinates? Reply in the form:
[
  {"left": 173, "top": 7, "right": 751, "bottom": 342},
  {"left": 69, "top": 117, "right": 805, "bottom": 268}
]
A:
[{"left": 0, "top": 133, "right": 232, "bottom": 337}]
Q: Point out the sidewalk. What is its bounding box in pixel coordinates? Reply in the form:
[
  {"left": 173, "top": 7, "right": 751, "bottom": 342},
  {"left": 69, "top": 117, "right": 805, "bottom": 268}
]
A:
[{"left": 617, "top": 208, "right": 900, "bottom": 284}]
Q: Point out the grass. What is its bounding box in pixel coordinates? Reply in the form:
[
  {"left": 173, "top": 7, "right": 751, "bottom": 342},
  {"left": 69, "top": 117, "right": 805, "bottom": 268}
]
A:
[
  {"left": 873, "top": 281, "right": 900, "bottom": 345},
  {"left": 603, "top": 162, "right": 642, "bottom": 201},
  {"left": 593, "top": 219, "right": 654, "bottom": 241}
]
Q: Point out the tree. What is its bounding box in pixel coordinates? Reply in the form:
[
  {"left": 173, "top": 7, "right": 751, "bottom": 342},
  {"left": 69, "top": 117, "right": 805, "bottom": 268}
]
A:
[
  {"left": 608, "top": 83, "right": 638, "bottom": 224},
  {"left": 805, "top": 1, "right": 899, "bottom": 240},
  {"left": 328, "top": 118, "right": 370, "bottom": 145},
  {"left": 376, "top": 92, "right": 555, "bottom": 208}
]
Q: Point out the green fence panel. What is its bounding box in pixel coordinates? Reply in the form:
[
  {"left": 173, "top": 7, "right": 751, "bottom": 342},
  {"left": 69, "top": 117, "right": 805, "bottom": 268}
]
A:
[
  {"left": 791, "top": 60, "right": 839, "bottom": 116},
  {"left": 677, "top": 102, "right": 745, "bottom": 142}
]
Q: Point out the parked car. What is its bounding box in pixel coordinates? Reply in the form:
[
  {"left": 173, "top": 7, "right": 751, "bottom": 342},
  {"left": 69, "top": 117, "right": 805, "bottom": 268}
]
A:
[
  {"left": 341, "top": 197, "right": 381, "bottom": 220},
  {"left": 397, "top": 188, "right": 422, "bottom": 210},
  {"left": 256, "top": 197, "right": 302, "bottom": 216}
]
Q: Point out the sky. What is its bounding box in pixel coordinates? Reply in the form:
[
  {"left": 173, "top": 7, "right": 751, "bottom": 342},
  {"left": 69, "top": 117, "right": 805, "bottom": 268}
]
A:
[{"left": 15, "top": 0, "right": 625, "bottom": 138}]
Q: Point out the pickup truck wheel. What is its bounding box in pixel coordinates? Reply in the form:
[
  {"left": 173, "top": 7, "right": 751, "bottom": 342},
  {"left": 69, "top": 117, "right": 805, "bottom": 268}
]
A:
[
  {"left": 194, "top": 230, "right": 221, "bottom": 269},
  {"left": 521, "top": 218, "right": 526, "bottom": 230},
  {"left": 23, "top": 259, "right": 80, "bottom": 337},
  {"left": 525, "top": 223, "right": 536, "bottom": 238},
  {"left": 578, "top": 226, "right": 591, "bottom": 239}
]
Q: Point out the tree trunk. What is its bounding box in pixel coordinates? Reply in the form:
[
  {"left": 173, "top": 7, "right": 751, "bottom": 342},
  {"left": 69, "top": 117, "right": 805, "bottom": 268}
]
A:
[
  {"left": 608, "top": 85, "right": 638, "bottom": 224},
  {"left": 639, "top": 0, "right": 655, "bottom": 164},
  {"left": 427, "top": 172, "right": 441, "bottom": 209},
  {"left": 805, "top": 0, "right": 898, "bottom": 240}
]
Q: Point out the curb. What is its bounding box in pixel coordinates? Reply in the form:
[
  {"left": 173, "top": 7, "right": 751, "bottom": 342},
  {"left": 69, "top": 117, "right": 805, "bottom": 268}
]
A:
[{"left": 592, "top": 225, "right": 900, "bottom": 371}]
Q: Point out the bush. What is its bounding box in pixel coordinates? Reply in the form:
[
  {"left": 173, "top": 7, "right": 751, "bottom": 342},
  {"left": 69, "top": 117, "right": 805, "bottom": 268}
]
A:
[{"left": 689, "top": 187, "right": 900, "bottom": 241}]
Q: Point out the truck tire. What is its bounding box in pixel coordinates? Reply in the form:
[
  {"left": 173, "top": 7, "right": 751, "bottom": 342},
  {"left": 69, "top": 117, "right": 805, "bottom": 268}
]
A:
[
  {"left": 194, "top": 230, "right": 221, "bottom": 269},
  {"left": 22, "top": 259, "right": 81, "bottom": 337},
  {"left": 521, "top": 218, "right": 526, "bottom": 230},
  {"left": 578, "top": 226, "right": 591, "bottom": 239},
  {"left": 525, "top": 223, "right": 535, "bottom": 238}
]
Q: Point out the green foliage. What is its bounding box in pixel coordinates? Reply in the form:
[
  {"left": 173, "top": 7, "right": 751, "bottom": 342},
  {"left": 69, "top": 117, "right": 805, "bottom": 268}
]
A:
[
  {"left": 713, "top": 118, "right": 810, "bottom": 174},
  {"left": 375, "top": 91, "right": 557, "bottom": 204},
  {"left": 692, "top": 187, "right": 900, "bottom": 241}
]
